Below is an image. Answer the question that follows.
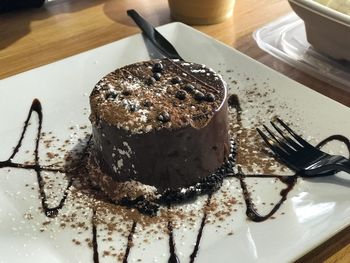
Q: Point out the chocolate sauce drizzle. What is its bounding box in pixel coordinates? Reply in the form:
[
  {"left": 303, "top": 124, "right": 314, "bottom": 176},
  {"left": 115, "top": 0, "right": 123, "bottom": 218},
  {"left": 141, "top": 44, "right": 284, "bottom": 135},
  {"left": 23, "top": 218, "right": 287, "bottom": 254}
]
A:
[
  {"left": 166, "top": 58, "right": 220, "bottom": 95},
  {"left": 317, "top": 134, "right": 350, "bottom": 151},
  {"left": 123, "top": 221, "right": 137, "bottom": 263},
  {"left": 189, "top": 194, "right": 212, "bottom": 263},
  {"left": 167, "top": 216, "right": 180, "bottom": 263},
  {"left": 238, "top": 173, "right": 297, "bottom": 222},
  {"left": 1, "top": 98, "right": 349, "bottom": 263},
  {"left": 0, "top": 99, "right": 71, "bottom": 218},
  {"left": 92, "top": 208, "right": 99, "bottom": 263}
]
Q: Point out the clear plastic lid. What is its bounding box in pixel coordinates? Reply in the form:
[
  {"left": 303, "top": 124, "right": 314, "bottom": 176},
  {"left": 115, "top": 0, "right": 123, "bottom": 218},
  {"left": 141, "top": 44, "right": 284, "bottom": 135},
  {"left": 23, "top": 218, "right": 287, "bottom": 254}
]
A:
[{"left": 253, "top": 13, "right": 350, "bottom": 92}]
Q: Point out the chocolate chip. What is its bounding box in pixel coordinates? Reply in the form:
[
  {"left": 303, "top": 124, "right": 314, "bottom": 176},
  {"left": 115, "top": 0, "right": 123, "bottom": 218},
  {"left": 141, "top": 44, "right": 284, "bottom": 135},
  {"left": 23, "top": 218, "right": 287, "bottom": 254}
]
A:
[
  {"left": 105, "top": 91, "right": 117, "bottom": 100},
  {"left": 205, "top": 93, "right": 215, "bottom": 102},
  {"left": 183, "top": 83, "right": 194, "bottom": 92},
  {"left": 152, "top": 62, "right": 164, "bottom": 73},
  {"left": 122, "top": 89, "right": 132, "bottom": 96},
  {"left": 193, "top": 90, "right": 205, "bottom": 101},
  {"left": 171, "top": 76, "right": 182, "bottom": 84},
  {"left": 175, "top": 90, "right": 187, "bottom": 100},
  {"left": 158, "top": 111, "right": 170, "bottom": 122},
  {"left": 143, "top": 100, "right": 152, "bottom": 107},
  {"left": 153, "top": 72, "right": 162, "bottom": 81},
  {"left": 145, "top": 77, "right": 156, "bottom": 85},
  {"left": 129, "top": 104, "right": 137, "bottom": 112}
]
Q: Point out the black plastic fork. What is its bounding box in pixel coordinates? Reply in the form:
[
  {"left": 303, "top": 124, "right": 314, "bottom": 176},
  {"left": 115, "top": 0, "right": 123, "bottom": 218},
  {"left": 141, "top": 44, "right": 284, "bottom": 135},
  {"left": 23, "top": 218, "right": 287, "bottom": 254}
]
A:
[{"left": 257, "top": 118, "right": 350, "bottom": 176}]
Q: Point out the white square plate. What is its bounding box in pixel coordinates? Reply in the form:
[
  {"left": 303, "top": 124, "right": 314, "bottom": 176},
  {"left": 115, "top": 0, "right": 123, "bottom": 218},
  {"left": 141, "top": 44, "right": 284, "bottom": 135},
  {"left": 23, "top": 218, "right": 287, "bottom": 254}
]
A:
[{"left": 0, "top": 22, "right": 349, "bottom": 263}]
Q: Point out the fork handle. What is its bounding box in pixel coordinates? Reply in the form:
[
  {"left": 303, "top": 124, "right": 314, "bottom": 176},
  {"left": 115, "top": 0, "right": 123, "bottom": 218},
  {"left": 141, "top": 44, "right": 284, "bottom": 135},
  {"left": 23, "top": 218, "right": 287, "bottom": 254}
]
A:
[
  {"left": 308, "top": 155, "right": 350, "bottom": 175},
  {"left": 335, "top": 156, "right": 350, "bottom": 174}
]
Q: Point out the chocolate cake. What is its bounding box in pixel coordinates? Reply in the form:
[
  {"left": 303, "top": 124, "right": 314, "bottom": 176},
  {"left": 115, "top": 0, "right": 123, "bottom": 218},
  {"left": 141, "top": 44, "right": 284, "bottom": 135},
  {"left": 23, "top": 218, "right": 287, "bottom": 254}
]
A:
[{"left": 88, "top": 58, "right": 229, "bottom": 203}]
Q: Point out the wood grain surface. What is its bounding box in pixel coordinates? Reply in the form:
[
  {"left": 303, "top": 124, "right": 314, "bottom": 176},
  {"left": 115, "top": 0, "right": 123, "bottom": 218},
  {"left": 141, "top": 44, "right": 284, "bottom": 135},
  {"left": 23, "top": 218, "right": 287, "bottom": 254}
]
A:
[{"left": 0, "top": 0, "right": 349, "bottom": 262}]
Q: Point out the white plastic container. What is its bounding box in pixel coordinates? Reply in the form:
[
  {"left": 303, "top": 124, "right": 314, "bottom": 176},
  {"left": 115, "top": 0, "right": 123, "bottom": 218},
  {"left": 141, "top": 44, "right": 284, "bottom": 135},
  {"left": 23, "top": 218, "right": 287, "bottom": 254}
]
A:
[
  {"left": 288, "top": 0, "right": 350, "bottom": 61},
  {"left": 254, "top": 13, "right": 350, "bottom": 91}
]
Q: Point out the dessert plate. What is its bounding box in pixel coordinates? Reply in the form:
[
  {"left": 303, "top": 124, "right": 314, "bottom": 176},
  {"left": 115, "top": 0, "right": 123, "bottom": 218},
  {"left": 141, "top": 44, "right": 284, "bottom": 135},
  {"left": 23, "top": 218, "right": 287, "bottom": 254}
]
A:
[{"left": 0, "top": 22, "right": 349, "bottom": 263}]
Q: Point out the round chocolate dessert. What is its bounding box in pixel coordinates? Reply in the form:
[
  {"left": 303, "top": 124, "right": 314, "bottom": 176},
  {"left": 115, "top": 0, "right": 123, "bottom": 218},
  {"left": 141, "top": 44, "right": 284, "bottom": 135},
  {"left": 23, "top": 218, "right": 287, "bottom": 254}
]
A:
[{"left": 88, "top": 58, "right": 229, "bottom": 203}]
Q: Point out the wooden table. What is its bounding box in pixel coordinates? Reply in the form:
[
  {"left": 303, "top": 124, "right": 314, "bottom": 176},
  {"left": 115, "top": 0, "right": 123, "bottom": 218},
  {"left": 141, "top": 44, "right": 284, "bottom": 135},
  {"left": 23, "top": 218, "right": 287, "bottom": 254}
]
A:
[{"left": 0, "top": 0, "right": 349, "bottom": 262}]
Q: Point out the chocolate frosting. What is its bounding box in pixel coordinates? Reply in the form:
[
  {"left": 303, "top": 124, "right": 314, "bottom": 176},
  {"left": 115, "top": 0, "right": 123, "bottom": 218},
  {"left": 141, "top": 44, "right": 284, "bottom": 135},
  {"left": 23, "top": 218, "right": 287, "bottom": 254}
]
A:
[{"left": 89, "top": 59, "right": 229, "bottom": 191}]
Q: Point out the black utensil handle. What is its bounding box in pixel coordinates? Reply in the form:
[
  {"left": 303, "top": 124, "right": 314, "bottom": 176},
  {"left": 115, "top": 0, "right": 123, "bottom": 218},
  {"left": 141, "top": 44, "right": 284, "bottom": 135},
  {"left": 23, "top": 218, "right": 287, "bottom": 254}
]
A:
[
  {"left": 310, "top": 155, "right": 350, "bottom": 175},
  {"left": 127, "top": 9, "right": 184, "bottom": 60},
  {"left": 336, "top": 156, "right": 350, "bottom": 174}
]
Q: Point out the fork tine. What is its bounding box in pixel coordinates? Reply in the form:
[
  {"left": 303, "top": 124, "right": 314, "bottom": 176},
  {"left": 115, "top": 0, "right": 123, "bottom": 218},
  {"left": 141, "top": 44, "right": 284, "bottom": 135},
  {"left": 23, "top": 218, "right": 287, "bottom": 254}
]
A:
[
  {"left": 256, "top": 128, "right": 290, "bottom": 160},
  {"left": 270, "top": 121, "right": 303, "bottom": 150},
  {"left": 276, "top": 118, "right": 312, "bottom": 148},
  {"left": 263, "top": 125, "right": 296, "bottom": 154}
]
